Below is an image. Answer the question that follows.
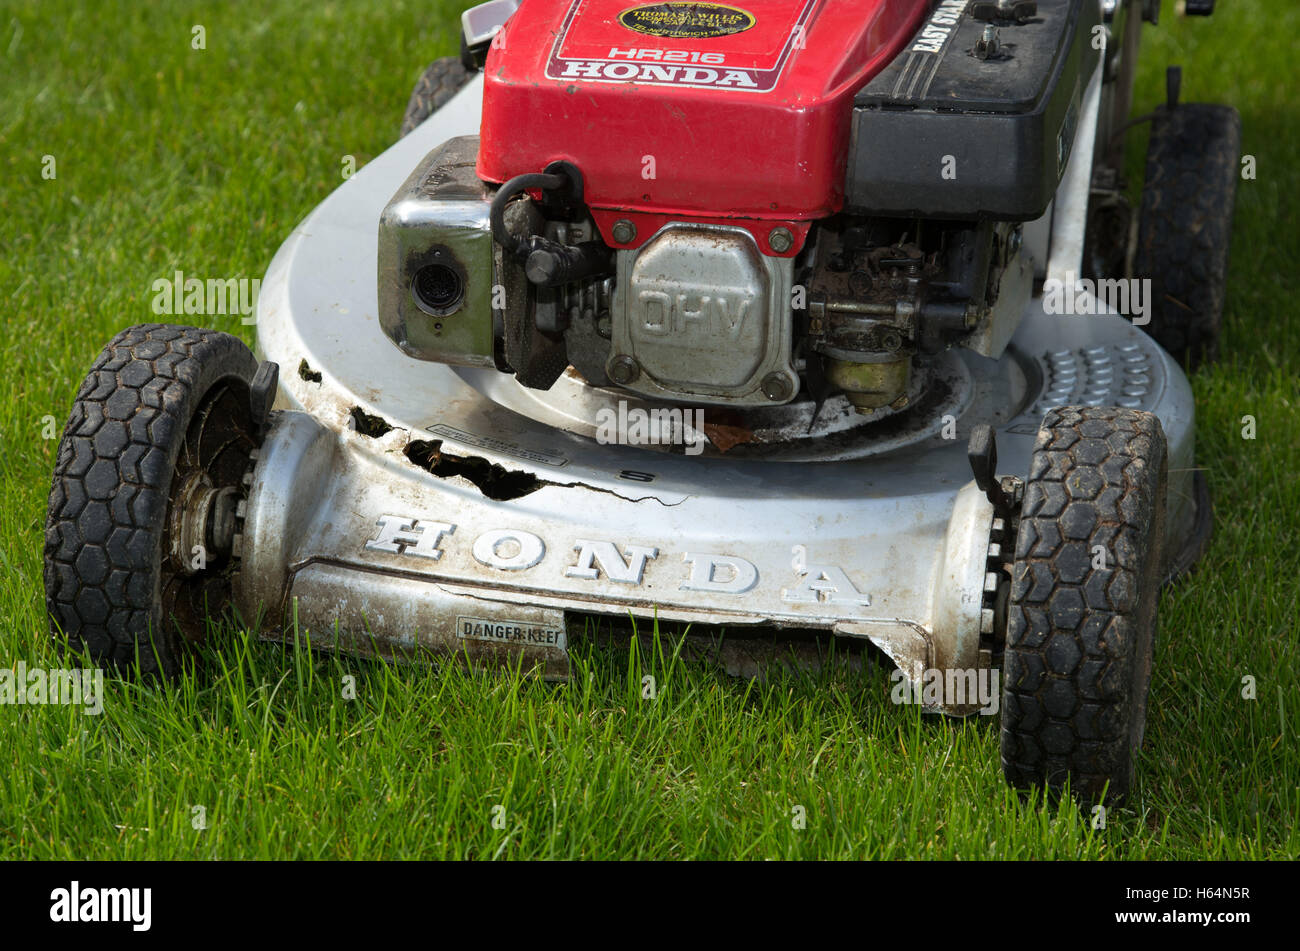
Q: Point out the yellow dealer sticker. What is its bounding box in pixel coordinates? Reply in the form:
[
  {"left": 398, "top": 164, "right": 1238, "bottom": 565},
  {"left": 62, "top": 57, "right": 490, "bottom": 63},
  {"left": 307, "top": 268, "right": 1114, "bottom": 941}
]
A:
[{"left": 618, "top": 2, "right": 756, "bottom": 39}]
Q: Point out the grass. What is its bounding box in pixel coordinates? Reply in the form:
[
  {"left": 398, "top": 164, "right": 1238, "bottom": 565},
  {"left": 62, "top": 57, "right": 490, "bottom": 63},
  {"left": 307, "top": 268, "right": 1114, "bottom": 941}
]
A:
[{"left": 0, "top": 0, "right": 1296, "bottom": 859}]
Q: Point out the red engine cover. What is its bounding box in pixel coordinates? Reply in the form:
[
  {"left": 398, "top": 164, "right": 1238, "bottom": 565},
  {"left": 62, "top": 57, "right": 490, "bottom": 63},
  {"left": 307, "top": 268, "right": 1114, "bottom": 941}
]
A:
[{"left": 477, "top": 0, "right": 928, "bottom": 255}]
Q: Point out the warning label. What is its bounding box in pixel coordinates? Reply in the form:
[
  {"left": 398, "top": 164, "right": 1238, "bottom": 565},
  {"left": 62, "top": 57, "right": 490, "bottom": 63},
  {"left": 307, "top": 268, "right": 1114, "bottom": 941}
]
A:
[{"left": 456, "top": 616, "right": 567, "bottom": 649}]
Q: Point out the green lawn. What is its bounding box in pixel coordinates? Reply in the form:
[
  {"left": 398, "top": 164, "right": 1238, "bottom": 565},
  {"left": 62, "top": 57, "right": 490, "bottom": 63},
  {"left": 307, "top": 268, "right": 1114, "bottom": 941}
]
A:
[{"left": 0, "top": 1, "right": 1295, "bottom": 859}]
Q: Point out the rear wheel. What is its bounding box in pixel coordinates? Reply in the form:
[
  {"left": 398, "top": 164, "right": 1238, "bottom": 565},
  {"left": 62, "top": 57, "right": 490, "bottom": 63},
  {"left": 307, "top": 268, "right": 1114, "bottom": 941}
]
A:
[
  {"left": 400, "top": 56, "right": 475, "bottom": 138},
  {"left": 44, "top": 324, "right": 259, "bottom": 677},
  {"left": 1000, "top": 405, "right": 1168, "bottom": 804},
  {"left": 1133, "top": 102, "right": 1242, "bottom": 369}
]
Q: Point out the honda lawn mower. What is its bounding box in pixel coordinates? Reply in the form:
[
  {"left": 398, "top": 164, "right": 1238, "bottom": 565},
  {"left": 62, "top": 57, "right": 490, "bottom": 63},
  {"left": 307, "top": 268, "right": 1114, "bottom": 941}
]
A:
[{"left": 45, "top": 0, "right": 1239, "bottom": 802}]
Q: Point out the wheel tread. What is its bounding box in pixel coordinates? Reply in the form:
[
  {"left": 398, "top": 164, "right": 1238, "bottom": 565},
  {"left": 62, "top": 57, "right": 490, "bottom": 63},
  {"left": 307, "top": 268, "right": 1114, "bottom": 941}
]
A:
[
  {"left": 44, "top": 324, "right": 256, "bottom": 676},
  {"left": 400, "top": 57, "right": 474, "bottom": 138},
  {"left": 1134, "top": 103, "right": 1242, "bottom": 368},
  {"left": 1000, "top": 405, "right": 1168, "bottom": 802}
]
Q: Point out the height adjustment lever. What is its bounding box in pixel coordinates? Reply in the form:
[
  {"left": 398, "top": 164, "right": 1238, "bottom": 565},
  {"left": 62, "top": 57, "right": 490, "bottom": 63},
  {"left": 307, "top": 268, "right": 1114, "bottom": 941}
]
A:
[{"left": 967, "top": 424, "right": 1020, "bottom": 520}]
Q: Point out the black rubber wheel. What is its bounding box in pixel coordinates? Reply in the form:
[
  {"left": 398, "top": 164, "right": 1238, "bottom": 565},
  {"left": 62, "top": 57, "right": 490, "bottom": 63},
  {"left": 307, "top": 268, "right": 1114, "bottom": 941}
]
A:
[
  {"left": 1133, "top": 102, "right": 1242, "bottom": 370},
  {"left": 400, "top": 56, "right": 474, "bottom": 138},
  {"left": 1000, "top": 405, "right": 1168, "bottom": 804},
  {"left": 44, "top": 324, "right": 259, "bottom": 678}
]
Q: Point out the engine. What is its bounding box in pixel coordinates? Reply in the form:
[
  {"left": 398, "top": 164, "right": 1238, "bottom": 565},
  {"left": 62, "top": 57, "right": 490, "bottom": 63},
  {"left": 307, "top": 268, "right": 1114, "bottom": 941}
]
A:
[{"left": 379, "top": 0, "right": 1100, "bottom": 412}]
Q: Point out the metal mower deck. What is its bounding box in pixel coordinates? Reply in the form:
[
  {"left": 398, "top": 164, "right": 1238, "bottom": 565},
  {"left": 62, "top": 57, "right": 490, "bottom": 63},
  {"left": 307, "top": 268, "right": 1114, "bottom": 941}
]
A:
[{"left": 238, "top": 75, "right": 1199, "bottom": 708}]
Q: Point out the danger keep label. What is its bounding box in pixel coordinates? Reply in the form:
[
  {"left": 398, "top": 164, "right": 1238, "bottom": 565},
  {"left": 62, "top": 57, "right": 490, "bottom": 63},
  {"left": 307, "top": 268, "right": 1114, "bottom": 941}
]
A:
[{"left": 457, "top": 616, "right": 567, "bottom": 649}]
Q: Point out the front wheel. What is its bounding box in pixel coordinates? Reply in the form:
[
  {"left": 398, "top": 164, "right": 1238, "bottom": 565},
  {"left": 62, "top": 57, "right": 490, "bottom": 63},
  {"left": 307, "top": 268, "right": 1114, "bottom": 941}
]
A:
[
  {"left": 44, "top": 324, "right": 260, "bottom": 677},
  {"left": 999, "top": 405, "right": 1168, "bottom": 804}
]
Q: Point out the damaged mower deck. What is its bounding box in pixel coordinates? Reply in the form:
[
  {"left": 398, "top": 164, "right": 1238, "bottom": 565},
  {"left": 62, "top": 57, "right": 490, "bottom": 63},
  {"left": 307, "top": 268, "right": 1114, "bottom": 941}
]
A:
[{"left": 240, "top": 73, "right": 1200, "bottom": 703}]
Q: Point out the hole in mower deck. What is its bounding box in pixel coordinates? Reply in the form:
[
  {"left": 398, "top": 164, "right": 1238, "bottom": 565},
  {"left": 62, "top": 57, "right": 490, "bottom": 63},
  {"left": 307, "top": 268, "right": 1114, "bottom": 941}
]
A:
[
  {"left": 405, "top": 438, "right": 545, "bottom": 501},
  {"left": 349, "top": 406, "right": 395, "bottom": 437}
]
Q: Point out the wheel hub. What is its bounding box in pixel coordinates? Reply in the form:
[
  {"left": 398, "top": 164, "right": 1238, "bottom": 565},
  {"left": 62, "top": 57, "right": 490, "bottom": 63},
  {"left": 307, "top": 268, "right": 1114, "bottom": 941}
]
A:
[{"left": 170, "top": 472, "right": 240, "bottom": 576}]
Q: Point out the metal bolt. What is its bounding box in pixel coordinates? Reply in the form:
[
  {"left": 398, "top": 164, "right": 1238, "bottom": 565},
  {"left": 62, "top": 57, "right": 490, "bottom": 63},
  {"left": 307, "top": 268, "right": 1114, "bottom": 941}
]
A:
[
  {"left": 976, "top": 24, "right": 1000, "bottom": 60},
  {"left": 525, "top": 249, "right": 561, "bottom": 285},
  {"left": 769, "top": 227, "right": 794, "bottom": 254},
  {"left": 761, "top": 372, "right": 793, "bottom": 402},
  {"left": 608, "top": 355, "right": 640, "bottom": 385},
  {"left": 611, "top": 219, "right": 637, "bottom": 244},
  {"left": 596, "top": 312, "right": 612, "bottom": 338}
]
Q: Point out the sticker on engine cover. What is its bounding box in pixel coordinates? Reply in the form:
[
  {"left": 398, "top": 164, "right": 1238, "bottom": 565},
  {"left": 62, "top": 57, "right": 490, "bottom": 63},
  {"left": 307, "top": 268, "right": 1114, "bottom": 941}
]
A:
[
  {"left": 618, "top": 3, "right": 755, "bottom": 39},
  {"left": 456, "top": 616, "right": 568, "bottom": 649},
  {"left": 546, "top": 0, "right": 815, "bottom": 93}
]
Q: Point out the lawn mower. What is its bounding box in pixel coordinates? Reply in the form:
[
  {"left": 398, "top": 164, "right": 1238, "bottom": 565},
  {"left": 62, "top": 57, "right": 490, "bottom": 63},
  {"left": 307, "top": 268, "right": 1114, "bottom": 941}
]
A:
[{"left": 44, "top": 0, "right": 1239, "bottom": 802}]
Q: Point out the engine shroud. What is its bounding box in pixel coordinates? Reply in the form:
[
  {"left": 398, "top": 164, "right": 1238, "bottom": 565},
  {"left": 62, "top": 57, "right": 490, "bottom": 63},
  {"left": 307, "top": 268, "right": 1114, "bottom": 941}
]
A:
[{"left": 475, "top": 0, "right": 927, "bottom": 255}]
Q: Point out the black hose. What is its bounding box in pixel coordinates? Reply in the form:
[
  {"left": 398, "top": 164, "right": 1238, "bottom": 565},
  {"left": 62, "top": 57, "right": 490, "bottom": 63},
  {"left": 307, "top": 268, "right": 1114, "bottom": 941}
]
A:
[{"left": 490, "top": 171, "right": 566, "bottom": 259}]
